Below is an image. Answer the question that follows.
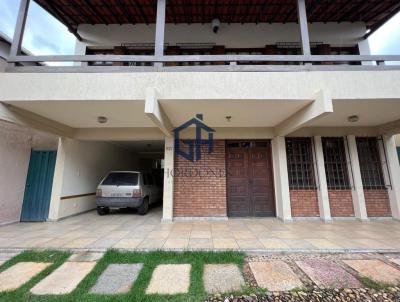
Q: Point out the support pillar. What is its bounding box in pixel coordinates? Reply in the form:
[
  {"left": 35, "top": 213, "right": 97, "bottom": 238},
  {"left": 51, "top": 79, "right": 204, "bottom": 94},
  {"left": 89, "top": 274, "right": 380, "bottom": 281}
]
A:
[
  {"left": 296, "top": 0, "right": 311, "bottom": 56},
  {"left": 272, "top": 136, "right": 292, "bottom": 222},
  {"left": 382, "top": 135, "right": 400, "bottom": 219},
  {"left": 48, "top": 138, "right": 65, "bottom": 221},
  {"left": 313, "top": 136, "right": 332, "bottom": 222},
  {"left": 345, "top": 135, "right": 368, "bottom": 221},
  {"left": 162, "top": 136, "right": 174, "bottom": 222},
  {"left": 154, "top": 0, "right": 166, "bottom": 68}
]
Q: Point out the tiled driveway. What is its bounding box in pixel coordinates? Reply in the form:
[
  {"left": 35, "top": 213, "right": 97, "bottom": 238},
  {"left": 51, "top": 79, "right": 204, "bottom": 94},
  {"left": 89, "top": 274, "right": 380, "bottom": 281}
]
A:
[{"left": 1, "top": 206, "right": 400, "bottom": 252}]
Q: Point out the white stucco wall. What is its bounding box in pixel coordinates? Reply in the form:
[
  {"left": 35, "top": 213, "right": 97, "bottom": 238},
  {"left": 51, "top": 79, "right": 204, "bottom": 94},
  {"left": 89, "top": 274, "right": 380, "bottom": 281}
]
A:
[
  {"left": 76, "top": 22, "right": 367, "bottom": 53},
  {"left": 0, "top": 121, "right": 58, "bottom": 225},
  {"left": 50, "top": 139, "right": 137, "bottom": 220}
]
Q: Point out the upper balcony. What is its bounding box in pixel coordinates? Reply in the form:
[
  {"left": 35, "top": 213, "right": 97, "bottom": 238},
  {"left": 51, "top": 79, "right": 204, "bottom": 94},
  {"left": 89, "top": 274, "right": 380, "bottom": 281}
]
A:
[{"left": 6, "top": 0, "right": 400, "bottom": 72}]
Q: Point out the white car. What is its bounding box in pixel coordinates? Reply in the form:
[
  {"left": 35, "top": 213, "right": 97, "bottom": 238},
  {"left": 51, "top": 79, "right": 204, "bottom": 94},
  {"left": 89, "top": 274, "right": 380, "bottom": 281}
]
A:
[{"left": 95, "top": 171, "right": 162, "bottom": 215}]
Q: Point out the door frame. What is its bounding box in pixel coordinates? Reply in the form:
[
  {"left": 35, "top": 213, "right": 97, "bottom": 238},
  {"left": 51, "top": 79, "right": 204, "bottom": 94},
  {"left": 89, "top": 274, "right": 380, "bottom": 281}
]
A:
[{"left": 225, "top": 139, "right": 276, "bottom": 217}]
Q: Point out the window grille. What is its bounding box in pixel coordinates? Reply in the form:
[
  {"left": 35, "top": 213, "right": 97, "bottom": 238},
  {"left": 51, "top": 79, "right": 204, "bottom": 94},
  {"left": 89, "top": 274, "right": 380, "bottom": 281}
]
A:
[
  {"left": 322, "top": 137, "right": 350, "bottom": 189},
  {"left": 286, "top": 137, "right": 316, "bottom": 189},
  {"left": 356, "top": 137, "right": 386, "bottom": 189}
]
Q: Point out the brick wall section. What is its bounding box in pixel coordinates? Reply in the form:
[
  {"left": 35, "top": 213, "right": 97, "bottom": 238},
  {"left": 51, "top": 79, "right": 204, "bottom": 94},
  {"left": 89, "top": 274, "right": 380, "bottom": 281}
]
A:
[
  {"left": 173, "top": 140, "right": 227, "bottom": 217},
  {"left": 328, "top": 190, "right": 355, "bottom": 217},
  {"left": 290, "top": 190, "right": 320, "bottom": 217},
  {"left": 364, "top": 189, "right": 392, "bottom": 217}
]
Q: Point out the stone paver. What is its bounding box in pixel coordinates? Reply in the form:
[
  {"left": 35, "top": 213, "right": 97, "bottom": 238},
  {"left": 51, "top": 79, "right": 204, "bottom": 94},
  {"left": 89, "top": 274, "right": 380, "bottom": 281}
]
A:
[
  {"left": 90, "top": 264, "right": 143, "bottom": 294},
  {"left": 389, "top": 258, "right": 400, "bottom": 266},
  {"left": 249, "top": 261, "right": 303, "bottom": 291},
  {"left": 68, "top": 252, "right": 104, "bottom": 262},
  {"left": 146, "top": 264, "right": 191, "bottom": 294},
  {"left": 0, "top": 262, "right": 51, "bottom": 292},
  {"left": 0, "top": 252, "right": 20, "bottom": 261},
  {"left": 30, "top": 262, "right": 96, "bottom": 295},
  {"left": 344, "top": 259, "right": 400, "bottom": 285},
  {"left": 296, "top": 259, "right": 362, "bottom": 289},
  {"left": 204, "top": 264, "right": 245, "bottom": 294}
]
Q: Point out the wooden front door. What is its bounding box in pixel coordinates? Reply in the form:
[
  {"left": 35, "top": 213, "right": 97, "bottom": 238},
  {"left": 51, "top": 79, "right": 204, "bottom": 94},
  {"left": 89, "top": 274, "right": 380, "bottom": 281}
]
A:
[{"left": 226, "top": 141, "right": 275, "bottom": 217}]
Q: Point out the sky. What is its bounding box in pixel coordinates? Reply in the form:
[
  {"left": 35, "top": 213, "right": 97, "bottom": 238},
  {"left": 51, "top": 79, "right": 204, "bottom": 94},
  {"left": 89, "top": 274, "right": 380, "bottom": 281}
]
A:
[{"left": 0, "top": 0, "right": 399, "bottom": 56}]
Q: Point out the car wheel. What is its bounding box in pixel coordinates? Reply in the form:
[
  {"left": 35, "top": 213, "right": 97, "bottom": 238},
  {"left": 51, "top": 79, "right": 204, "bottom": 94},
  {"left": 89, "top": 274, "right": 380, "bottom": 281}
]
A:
[
  {"left": 97, "top": 206, "right": 109, "bottom": 216},
  {"left": 138, "top": 198, "right": 149, "bottom": 215}
]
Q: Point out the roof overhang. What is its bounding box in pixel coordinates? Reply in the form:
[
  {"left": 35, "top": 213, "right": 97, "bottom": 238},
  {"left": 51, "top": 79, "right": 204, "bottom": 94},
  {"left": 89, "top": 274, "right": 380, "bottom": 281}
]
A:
[{"left": 34, "top": 0, "right": 400, "bottom": 36}]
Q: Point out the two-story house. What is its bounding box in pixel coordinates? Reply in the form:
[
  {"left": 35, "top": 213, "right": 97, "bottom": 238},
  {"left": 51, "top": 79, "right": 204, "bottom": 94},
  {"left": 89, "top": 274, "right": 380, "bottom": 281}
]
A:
[{"left": 0, "top": 0, "right": 400, "bottom": 225}]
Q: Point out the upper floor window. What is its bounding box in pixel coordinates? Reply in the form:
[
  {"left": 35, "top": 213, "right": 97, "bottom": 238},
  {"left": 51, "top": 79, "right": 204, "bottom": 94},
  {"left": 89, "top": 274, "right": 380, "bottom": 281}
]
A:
[
  {"left": 286, "top": 137, "right": 316, "bottom": 190},
  {"left": 356, "top": 137, "right": 386, "bottom": 189},
  {"left": 322, "top": 137, "right": 350, "bottom": 190}
]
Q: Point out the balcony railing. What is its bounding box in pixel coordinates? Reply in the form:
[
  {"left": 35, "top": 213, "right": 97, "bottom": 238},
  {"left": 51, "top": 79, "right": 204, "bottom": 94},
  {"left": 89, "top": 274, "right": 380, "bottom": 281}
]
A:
[{"left": 6, "top": 54, "right": 400, "bottom": 72}]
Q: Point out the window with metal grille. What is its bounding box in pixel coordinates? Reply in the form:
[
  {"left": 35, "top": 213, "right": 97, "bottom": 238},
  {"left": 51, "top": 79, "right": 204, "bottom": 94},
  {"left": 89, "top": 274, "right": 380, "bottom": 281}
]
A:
[
  {"left": 322, "top": 137, "right": 350, "bottom": 189},
  {"left": 356, "top": 137, "right": 386, "bottom": 189},
  {"left": 286, "top": 137, "right": 316, "bottom": 189}
]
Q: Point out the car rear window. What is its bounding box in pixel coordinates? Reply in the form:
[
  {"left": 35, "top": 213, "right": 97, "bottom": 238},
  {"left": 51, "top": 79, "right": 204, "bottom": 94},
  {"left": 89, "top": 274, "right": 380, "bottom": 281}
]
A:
[{"left": 101, "top": 173, "right": 139, "bottom": 186}]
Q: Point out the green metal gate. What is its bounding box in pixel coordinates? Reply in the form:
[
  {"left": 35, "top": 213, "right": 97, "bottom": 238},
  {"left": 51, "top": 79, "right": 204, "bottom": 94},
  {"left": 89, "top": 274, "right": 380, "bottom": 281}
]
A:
[{"left": 20, "top": 151, "right": 57, "bottom": 222}]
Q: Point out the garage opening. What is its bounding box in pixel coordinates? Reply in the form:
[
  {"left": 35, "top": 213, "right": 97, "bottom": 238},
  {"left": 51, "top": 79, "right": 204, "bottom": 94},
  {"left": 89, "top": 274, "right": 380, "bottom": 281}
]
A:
[
  {"left": 55, "top": 139, "right": 165, "bottom": 220},
  {"left": 95, "top": 140, "right": 165, "bottom": 215}
]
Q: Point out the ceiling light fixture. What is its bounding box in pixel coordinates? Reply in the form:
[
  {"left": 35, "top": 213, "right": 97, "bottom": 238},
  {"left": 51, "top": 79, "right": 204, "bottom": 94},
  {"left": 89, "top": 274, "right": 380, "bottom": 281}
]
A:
[
  {"left": 97, "top": 116, "right": 108, "bottom": 124},
  {"left": 347, "top": 115, "right": 359, "bottom": 123}
]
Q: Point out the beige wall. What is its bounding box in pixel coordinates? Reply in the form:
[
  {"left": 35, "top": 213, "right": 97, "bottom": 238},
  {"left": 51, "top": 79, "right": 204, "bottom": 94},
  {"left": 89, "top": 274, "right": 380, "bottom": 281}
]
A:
[
  {"left": 76, "top": 22, "right": 366, "bottom": 52},
  {"left": 49, "top": 139, "right": 138, "bottom": 220},
  {"left": 0, "top": 121, "right": 58, "bottom": 225}
]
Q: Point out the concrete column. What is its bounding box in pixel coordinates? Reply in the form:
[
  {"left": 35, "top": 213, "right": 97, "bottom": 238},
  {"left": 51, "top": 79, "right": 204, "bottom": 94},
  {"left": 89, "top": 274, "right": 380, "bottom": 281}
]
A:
[
  {"left": 382, "top": 135, "right": 400, "bottom": 219},
  {"left": 345, "top": 135, "right": 368, "bottom": 221},
  {"left": 272, "top": 136, "right": 292, "bottom": 222},
  {"left": 48, "top": 137, "right": 66, "bottom": 221},
  {"left": 162, "top": 136, "right": 174, "bottom": 222},
  {"left": 313, "top": 136, "right": 332, "bottom": 222}
]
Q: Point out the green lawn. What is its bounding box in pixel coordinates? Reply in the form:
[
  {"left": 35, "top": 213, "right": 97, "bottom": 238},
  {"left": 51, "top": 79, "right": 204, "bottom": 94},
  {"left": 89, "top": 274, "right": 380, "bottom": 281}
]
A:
[{"left": 0, "top": 250, "right": 247, "bottom": 302}]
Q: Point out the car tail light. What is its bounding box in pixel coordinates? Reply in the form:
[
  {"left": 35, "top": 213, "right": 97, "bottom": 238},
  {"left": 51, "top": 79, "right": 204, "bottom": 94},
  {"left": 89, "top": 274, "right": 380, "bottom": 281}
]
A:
[
  {"left": 96, "top": 189, "right": 102, "bottom": 197},
  {"left": 132, "top": 189, "right": 142, "bottom": 198}
]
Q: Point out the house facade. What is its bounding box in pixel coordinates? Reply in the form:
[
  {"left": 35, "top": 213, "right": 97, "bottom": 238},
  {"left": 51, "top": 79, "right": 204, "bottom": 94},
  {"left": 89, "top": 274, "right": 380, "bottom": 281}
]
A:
[{"left": 0, "top": 0, "right": 400, "bottom": 224}]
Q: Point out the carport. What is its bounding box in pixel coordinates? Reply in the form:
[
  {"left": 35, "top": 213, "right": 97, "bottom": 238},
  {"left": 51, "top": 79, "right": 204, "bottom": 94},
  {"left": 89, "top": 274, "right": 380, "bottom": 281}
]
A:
[{"left": 46, "top": 139, "right": 165, "bottom": 221}]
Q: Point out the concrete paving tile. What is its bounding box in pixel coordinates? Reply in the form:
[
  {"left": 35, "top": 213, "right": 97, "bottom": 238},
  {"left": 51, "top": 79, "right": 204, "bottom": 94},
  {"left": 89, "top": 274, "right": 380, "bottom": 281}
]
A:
[
  {"left": 0, "top": 262, "right": 51, "bottom": 292},
  {"left": 68, "top": 252, "right": 104, "bottom": 262},
  {"left": 389, "top": 258, "right": 400, "bottom": 266},
  {"left": 146, "top": 264, "right": 191, "bottom": 294},
  {"left": 282, "top": 239, "right": 316, "bottom": 249},
  {"left": 188, "top": 239, "right": 213, "bottom": 249},
  {"left": 114, "top": 239, "right": 144, "bottom": 249},
  {"left": 137, "top": 239, "right": 166, "bottom": 249},
  {"left": 232, "top": 231, "right": 256, "bottom": 240},
  {"left": 204, "top": 264, "right": 244, "bottom": 294},
  {"left": 30, "top": 262, "right": 96, "bottom": 295},
  {"left": 168, "top": 230, "right": 192, "bottom": 239},
  {"left": 211, "top": 231, "right": 234, "bottom": 239},
  {"left": 87, "top": 237, "right": 121, "bottom": 249},
  {"left": 0, "top": 252, "right": 20, "bottom": 261},
  {"left": 236, "top": 239, "right": 264, "bottom": 249},
  {"left": 249, "top": 261, "right": 303, "bottom": 291},
  {"left": 344, "top": 259, "right": 400, "bottom": 285},
  {"left": 90, "top": 264, "right": 143, "bottom": 294},
  {"left": 213, "top": 238, "right": 239, "bottom": 249},
  {"left": 163, "top": 238, "right": 189, "bottom": 249},
  {"left": 296, "top": 259, "right": 361, "bottom": 289},
  {"left": 63, "top": 237, "right": 98, "bottom": 248},
  {"left": 190, "top": 230, "right": 212, "bottom": 239},
  {"left": 147, "top": 231, "right": 171, "bottom": 239},
  {"left": 305, "top": 239, "right": 343, "bottom": 250},
  {"left": 259, "top": 238, "right": 290, "bottom": 249}
]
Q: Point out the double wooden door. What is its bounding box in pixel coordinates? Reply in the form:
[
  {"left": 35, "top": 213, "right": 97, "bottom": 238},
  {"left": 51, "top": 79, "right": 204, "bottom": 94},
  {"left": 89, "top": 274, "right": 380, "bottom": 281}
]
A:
[{"left": 226, "top": 141, "right": 275, "bottom": 217}]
